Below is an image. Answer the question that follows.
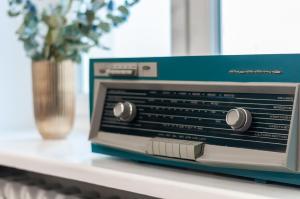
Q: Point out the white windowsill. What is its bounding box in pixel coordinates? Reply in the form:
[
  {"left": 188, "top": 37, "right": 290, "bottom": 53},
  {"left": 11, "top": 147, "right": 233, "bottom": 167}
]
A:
[{"left": 0, "top": 130, "right": 299, "bottom": 199}]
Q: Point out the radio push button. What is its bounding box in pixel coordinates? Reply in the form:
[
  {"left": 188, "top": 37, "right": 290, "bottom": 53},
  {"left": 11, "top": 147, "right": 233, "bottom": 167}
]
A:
[
  {"left": 113, "top": 101, "right": 136, "bottom": 122},
  {"left": 172, "top": 142, "right": 180, "bottom": 158},
  {"left": 226, "top": 108, "right": 252, "bottom": 132},
  {"left": 166, "top": 142, "right": 173, "bottom": 157},
  {"left": 152, "top": 140, "right": 160, "bottom": 155}
]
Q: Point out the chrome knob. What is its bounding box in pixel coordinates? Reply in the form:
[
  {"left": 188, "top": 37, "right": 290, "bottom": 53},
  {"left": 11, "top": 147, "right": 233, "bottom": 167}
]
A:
[
  {"left": 113, "top": 101, "right": 136, "bottom": 122},
  {"left": 226, "top": 108, "right": 252, "bottom": 132}
]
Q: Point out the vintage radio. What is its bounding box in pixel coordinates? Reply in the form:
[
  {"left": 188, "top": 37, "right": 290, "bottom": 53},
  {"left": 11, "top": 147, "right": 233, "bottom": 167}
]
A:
[{"left": 89, "top": 54, "right": 300, "bottom": 185}]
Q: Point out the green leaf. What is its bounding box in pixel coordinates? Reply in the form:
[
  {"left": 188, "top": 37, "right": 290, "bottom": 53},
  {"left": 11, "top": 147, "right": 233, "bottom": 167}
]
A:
[
  {"left": 16, "top": 23, "right": 26, "bottom": 35},
  {"left": 66, "top": 41, "right": 92, "bottom": 52},
  {"left": 91, "top": 1, "right": 106, "bottom": 11},
  {"left": 118, "top": 5, "right": 129, "bottom": 15},
  {"left": 78, "top": 23, "right": 90, "bottom": 34},
  {"left": 106, "top": 14, "right": 126, "bottom": 26},
  {"left": 87, "top": 30, "right": 102, "bottom": 44},
  {"left": 63, "top": 24, "right": 82, "bottom": 40},
  {"left": 23, "top": 38, "right": 39, "bottom": 57},
  {"left": 7, "top": 10, "right": 21, "bottom": 17},
  {"left": 86, "top": 10, "right": 95, "bottom": 24},
  {"left": 16, "top": 13, "right": 39, "bottom": 40},
  {"left": 99, "top": 22, "right": 110, "bottom": 32},
  {"left": 7, "top": 0, "right": 23, "bottom": 17},
  {"left": 125, "top": 0, "right": 139, "bottom": 6},
  {"left": 68, "top": 51, "right": 82, "bottom": 63}
]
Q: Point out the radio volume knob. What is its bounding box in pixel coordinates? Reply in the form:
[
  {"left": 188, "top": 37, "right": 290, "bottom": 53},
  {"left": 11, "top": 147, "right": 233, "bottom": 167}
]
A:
[
  {"left": 113, "top": 101, "right": 136, "bottom": 122},
  {"left": 226, "top": 108, "right": 252, "bottom": 132}
]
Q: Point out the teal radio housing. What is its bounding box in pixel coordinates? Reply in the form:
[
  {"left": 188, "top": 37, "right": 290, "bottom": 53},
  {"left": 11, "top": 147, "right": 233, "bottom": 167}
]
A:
[{"left": 89, "top": 54, "right": 300, "bottom": 185}]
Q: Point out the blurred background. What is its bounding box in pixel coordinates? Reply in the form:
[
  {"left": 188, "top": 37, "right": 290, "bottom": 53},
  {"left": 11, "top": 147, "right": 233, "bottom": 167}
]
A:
[{"left": 1, "top": 0, "right": 300, "bottom": 133}]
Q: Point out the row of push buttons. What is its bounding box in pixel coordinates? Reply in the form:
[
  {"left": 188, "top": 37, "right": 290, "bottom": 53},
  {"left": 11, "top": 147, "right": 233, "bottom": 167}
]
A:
[{"left": 146, "top": 138, "right": 204, "bottom": 160}]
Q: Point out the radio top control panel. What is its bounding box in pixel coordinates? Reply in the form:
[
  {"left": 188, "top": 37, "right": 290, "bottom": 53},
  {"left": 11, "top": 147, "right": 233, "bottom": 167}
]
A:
[
  {"left": 94, "top": 62, "right": 157, "bottom": 77},
  {"left": 90, "top": 80, "right": 299, "bottom": 172}
]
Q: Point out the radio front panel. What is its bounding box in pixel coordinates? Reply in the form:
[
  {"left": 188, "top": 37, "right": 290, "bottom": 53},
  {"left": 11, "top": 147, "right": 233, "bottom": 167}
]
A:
[
  {"left": 90, "top": 81, "right": 299, "bottom": 172},
  {"left": 89, "top": 54, "right": 300, "bottom": 185}
]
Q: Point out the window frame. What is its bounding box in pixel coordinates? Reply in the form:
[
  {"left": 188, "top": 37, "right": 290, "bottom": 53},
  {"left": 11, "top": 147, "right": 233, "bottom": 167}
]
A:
[{"left": 171, "top": 0, "right": 221, "bottom": 55}]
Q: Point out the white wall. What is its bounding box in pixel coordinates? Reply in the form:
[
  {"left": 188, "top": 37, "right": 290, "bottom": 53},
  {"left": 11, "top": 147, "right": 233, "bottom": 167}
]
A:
[{"left": 0, "top": 2, "right": 35, "bottom": 131}]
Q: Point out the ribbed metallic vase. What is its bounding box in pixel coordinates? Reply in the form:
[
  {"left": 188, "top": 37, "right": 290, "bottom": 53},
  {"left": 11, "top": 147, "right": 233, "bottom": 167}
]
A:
[{"left": 32, "top": 60, "right": 75, "bottom": 139}]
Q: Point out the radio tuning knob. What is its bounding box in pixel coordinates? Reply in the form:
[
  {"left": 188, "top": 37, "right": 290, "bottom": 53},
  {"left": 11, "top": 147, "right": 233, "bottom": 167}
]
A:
[
  {"left": 226, "top": 108, "right": 252, "bottom": 132},
  {"left": 113, "top": 101, "right": 136, "bottom": 122}
]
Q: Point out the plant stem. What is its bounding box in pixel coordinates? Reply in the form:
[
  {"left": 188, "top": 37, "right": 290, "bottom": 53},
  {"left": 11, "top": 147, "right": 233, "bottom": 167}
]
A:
[{"left": 65, "top": 0, "right": 73, "bottom": 14}]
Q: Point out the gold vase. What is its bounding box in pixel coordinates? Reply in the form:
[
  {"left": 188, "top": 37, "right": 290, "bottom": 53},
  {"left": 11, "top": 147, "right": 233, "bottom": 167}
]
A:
[{"left": 32, "top": 60, "right": 75, "bottom": 139}]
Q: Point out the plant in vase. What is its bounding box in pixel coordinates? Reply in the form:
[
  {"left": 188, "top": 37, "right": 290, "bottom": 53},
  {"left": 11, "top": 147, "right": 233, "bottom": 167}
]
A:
[{"left": 7, "top": 0, "right": 138, "bottom": 139}]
